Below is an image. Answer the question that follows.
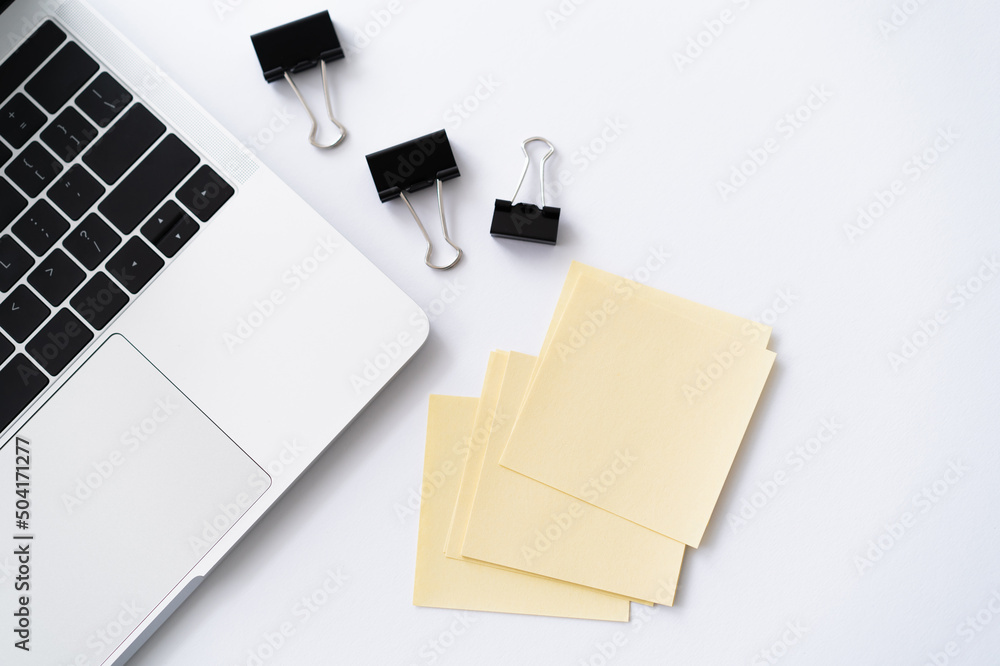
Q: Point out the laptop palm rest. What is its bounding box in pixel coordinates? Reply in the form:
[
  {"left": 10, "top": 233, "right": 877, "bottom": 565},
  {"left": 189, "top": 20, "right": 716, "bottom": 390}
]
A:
[{"left": 0, "top": 334, "right": 270, "bottom": 664}]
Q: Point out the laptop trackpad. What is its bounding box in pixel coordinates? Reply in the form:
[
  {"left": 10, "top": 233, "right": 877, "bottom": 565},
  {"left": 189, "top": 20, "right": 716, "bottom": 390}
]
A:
[{"left": 0, "top": 334, "right": 270, "bottom": 664}]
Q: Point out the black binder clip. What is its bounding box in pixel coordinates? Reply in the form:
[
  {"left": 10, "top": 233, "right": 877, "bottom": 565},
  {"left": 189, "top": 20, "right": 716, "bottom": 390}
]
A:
[
  {"left": 490, "top": 137, "right": 560, "bottom": 245},
  {"left": 366, "top": 130, "right": 463, "bottom": 270},
  {"left": 251, "top": 11, "right": 348, "bottom": 148}
]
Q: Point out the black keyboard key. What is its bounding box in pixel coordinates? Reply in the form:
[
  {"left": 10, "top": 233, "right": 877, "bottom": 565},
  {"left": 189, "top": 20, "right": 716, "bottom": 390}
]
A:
[
  {"left": 0, "top": 94, "right": 46, "bottom": 149},
  {"left": 0, "top": 180, "right": 27, "bottom": 229},
  {"left": 63, "top": 213, "right": 120, "bottom": 270},
  {"left": 0, "top": 142, "right": 10, "bottom": 167},
  {"left": 99, "top": 135, "right": 198, "bottom": 233},
  {"left": 0, "top": 236, "right": 33, "bottom": 292},
  {"left": 0, "top": 334, "right": 12, "bottom": 365},
  {"left": 84, "top": 104, "right": 164, "bottom": 184},
  {"left": 25, "top": 42, "right": 99, "bottom": 114},
  {"left": 76, "top": 72, "right": 132, "bottom": 127},
  {"left": 48, "top": 165, "right": 105, "bottom": 221},
  {"left": 28, "top": 249, "right": 84, "bottom": 306},
  {"left": 106, "top": 237, "right": 164, "bottom": 294},
  {"left": 5, "top": 141, "right": 61, "bottom": 197},
  {"left": 71, "top": 272, "right": 128, "bottom": 330},
  {"left": 12, "top": 201, "right": 69, "bottom": 256},
  {"left": 0, "top": 21, "right": 66, "bottom": 102},
  {"left": 26, "top": 308, "right": 93, "bottom": 376},
  {"left": 0, "top": 285, "right": 50, "bottom": 343},
  {"left": 177, "top": 165, "right": 234, "bottom": 221},
  {"left": 0, "top": 354, "right": 50, "bottom": 433},
  {"left": 140, "top": 201, "right": 183, "bottom": 245},
  {"left": 154, "top": 213, "right": 198, "bottom": 258},
  {"left": 41, "top": 107, "right": 98, "bottom": 162}
]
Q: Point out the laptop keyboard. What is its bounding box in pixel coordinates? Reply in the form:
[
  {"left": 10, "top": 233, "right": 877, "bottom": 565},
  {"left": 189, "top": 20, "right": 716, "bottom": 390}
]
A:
[{"left": 0, "top": 20, "right": 235, "bottom": 433}]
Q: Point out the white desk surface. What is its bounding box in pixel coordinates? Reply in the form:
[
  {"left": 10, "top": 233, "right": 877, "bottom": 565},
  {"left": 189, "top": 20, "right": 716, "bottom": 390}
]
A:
[{"left": 88, "top": 0, "right": 1000, "bottom": 664}]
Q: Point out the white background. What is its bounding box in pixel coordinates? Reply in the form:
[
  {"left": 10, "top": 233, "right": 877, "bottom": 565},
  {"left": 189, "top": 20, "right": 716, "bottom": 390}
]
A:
[{"left": 82, "top": 0, "right": 1000, "bottom": 664}]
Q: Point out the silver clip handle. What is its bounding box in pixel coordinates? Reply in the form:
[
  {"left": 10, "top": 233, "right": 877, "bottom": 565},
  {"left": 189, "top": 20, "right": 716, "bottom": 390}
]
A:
[
  {"left": 284, "top": 60, "right": 348, "bottom": 149},
  {"left": 510, "top": 137, "right": 555, "bottom": 208},
  {"left": 399, "top": 180, "right": 463, "bottom": 270}
]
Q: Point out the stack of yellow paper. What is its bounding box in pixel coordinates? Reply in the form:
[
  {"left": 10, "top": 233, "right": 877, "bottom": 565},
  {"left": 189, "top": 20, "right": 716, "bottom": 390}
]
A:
[{"left": 413, "top": 262, "right": 776, "bottom": 620}]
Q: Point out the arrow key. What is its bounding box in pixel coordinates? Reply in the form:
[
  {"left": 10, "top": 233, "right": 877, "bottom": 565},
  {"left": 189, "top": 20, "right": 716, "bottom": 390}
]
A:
[
  {"left": 176, "top": 165, "right": 233, "bottom": 221},
  {"left": 28, "top": 249, "right": 84, "bottom": 306},
  {"left": 0, "top": 285, "right": 50, "bottom": 343},
  {"left": 106, "top": 237, "right": 163, "bottom": 294},
  {"left": 140, "top": 200, "right": 183, "bottom": 245},
  {"left": 154, "top": 212, "right": 198, "bottom": 258}
]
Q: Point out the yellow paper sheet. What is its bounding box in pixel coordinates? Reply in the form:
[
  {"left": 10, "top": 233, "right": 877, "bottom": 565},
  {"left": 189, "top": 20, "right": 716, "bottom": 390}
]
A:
[
  {"left": 444, "top": 354, "right": 653, "bottom": 605},
  {"left": 413, "top": 395, "right": 629, "bottom": 621},
  {"left": 445, "top": 351, "right": 508, "bottom": 558},
  {"left": 462, "top": 352, "right": 685, "bottom": 605},
  {"left": 501, "top": 273, "right": 776, "bottom": 548},
  {"left": 535, "top": 262, "right": 771, "bottom": 377}
]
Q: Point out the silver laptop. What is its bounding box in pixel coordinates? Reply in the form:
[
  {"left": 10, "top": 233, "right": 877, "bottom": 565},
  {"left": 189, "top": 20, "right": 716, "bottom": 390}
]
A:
[{"left": 0, "top": 0, "right": 428, "bottom": 662}]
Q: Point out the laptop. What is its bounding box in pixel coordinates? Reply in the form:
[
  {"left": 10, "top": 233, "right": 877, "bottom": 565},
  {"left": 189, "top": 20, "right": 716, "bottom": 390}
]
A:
[{"left": 0, "top": 0, "right": 428, "bottom": 662}]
